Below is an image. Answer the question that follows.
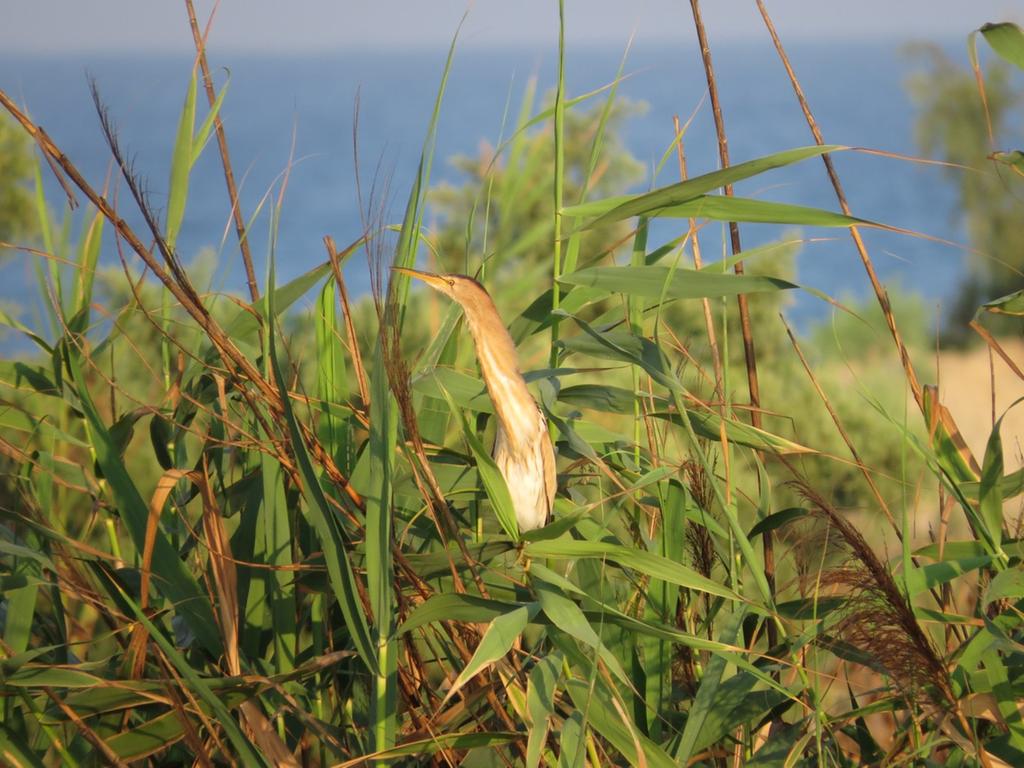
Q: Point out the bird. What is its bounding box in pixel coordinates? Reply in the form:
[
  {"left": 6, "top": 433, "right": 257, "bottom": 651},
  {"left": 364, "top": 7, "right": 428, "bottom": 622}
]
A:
[{"left": 392, "top": 267, "right": 556, "bottom": 532}]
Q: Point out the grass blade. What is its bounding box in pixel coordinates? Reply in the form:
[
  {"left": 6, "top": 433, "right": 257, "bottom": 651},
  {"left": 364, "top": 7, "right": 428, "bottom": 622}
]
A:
[
  {"left": 442, "top": 603, "right": 535, "bottom": 707},
  {"left": 564, "top": 144, "right": 842, "bottom": 227},
  {"left": 524, "top": 539, "right": 742, "bottom": 602},
  {"left": 559, "top": 263, "right": 797, "bottom": 300},
  {"left": 437, "top": 384, "right": 520, "bottom": 540},
  {"left": 980, "top": 22, "right": 1024, "bottom": 70},
  {"left": 366, "top": 342, "right": 397, "bottom": 750},
  {"left": 165, "top": 68, "right": 197, "bottom": 249}
]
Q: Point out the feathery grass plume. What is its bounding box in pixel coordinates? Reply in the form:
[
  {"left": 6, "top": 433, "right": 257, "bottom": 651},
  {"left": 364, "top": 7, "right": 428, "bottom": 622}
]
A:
[
  {"left": 682, "top": 459, "right": 718, "bottom": 582},
  {"left": 795, "top": 481, "right": 954, "bottom": 710},
  {"left": 89, "top": 81, "right": 198, "bottom": 311}
]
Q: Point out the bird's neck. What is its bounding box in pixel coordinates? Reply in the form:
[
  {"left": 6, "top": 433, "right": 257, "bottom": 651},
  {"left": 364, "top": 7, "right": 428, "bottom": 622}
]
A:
[{"left": 461, "top": 298, "right": 541, "bottom": 448}]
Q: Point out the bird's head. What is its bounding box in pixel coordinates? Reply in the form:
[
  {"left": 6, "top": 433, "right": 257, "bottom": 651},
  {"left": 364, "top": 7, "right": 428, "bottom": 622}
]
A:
[{"left": 391, "top": 267, "right": 487, "bottom": 307}]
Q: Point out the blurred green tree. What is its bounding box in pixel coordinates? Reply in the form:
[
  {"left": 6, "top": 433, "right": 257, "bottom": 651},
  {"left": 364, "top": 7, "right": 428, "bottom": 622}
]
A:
[
  {"left": 0, "top": 113, "right": 36, "bottom": 248},
  {"left": 906, "top": 43, "right": 1024, "bottom": 339},
  {"left": 429, "top": 94, "right": 645, "bottom": 298}
]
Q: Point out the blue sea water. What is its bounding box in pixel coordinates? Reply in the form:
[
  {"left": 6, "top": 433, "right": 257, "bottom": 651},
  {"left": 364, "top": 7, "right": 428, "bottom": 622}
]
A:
[{"left": 0, "top": 39, "right": 970, "bottom": 341}]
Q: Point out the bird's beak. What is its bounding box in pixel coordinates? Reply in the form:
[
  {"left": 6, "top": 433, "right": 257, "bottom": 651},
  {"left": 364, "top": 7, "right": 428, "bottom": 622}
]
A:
[{"left": 391, "top": 266, "right": 446, "bottom": 290}]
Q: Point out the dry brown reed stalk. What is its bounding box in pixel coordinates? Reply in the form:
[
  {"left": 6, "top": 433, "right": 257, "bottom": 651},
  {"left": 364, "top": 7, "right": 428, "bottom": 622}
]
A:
[
  {"left": 195, "top": 459, "right": 239, "bottom": 672},
  {"left": 686, "top": 0, "right": 776, "bottom": 648},
  {"left": 184, "top": 0, "right": 260, "bottom": 303},
  {"left": 148, "top": 636, "right": 229, "bottom": 761},
  {"left": 685, "top": 0, "right": 764, "bottom": 424},
  {"left": 43, "top": 686, "right": 130, "bottom": 767},
  {"left": 325, "top": 235, "right": 371, "bottom": 405},
  {"left": 754, "top": 0, "right": 927, "bottom": 412},
  {"left": 970, "top": 319, "right": 1024, "bottom": 381}
]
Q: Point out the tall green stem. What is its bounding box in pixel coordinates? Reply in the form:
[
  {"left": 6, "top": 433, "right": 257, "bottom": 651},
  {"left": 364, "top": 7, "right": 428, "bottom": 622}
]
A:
[{"left": 549, "top": 0, "right": 566, "bottom": 367}]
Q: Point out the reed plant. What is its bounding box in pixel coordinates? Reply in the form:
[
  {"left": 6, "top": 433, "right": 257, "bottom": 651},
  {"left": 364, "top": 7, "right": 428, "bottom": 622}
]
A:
[{"left": 1, "top": 4, "right": 1024, "bottom": 766}]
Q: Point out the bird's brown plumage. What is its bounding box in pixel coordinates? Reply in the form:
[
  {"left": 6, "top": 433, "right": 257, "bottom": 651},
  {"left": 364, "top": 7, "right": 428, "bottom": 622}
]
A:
[{"left": 393, "top": 267, "right": 556, "bottom": 531}]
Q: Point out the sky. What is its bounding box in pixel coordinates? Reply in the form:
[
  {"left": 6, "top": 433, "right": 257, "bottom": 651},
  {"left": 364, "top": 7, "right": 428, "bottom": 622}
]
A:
[{"left": 2, "top": 1, "right": 1022, "bottom": 54}]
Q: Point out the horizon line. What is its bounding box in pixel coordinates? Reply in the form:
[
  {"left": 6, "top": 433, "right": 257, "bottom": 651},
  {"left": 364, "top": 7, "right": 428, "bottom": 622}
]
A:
[{"left": 0, "top": 31, "right": 975, "bottom": 58}]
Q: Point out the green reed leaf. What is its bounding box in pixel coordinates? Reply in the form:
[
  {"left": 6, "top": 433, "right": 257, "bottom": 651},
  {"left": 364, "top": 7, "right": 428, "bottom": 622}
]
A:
[
  {"left": 524, "top": 539, "right": 741, "bottom": 601},
  {"left": 191, "top": 71, "right": 230, "bottom": 166},
  {"left": 563, "top": 144, "right": 842, "bottom": 227},
  {"left": 559, "top": 263, "right": 797, "bottom": 300},
  {"left": 442, "top": 603, "right": 536, "bottom": 706},
  {"left": 437, "top": 384, "right": 520, "bottom": 540},
  {"left": 980, "top": 22, "right": 1024, "bottom": 70},
  {"left": 165, "top": 70, "right": 197, "bottom": 249}
]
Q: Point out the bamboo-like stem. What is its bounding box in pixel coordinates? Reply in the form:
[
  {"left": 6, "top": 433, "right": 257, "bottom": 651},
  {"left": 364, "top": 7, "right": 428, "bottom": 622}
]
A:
[
  {"left": 549, "top": 0, "right": 567, "bottom": 367},
  {"left": 184, "top": 0, "right": 260, "bottom": 303}
]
